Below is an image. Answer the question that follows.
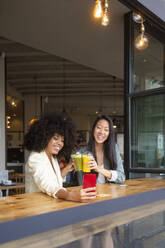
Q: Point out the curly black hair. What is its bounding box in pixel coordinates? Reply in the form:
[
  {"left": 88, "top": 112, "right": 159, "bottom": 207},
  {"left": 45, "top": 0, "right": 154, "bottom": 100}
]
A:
[
  {"left": 24, "top": 112, "right": 76, "bottom": 162},
  {"left": 88, "top": 114, "right": 117, "bottom": 170}
]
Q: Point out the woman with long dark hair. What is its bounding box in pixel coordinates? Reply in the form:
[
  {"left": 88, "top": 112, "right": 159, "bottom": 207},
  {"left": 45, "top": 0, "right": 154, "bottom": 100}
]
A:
[
  {"left": 87, "top": 114, "right": 125, "bottom": 183},
  {"left": 24, "top": 112, "right": 96, "bottom": 202}
]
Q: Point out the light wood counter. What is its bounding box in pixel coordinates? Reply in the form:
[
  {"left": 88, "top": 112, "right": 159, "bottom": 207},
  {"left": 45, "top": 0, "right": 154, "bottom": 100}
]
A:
[
  {"left": 0, "top": 177, "right": 165, "bottom": 223},
  {"left": 0, "top": 178, "right": 165, "bottom": 246}
]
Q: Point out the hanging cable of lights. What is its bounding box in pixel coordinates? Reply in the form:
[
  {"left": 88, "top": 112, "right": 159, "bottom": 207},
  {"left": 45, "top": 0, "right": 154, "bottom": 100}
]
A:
[
  {"left": 62, "top": 58, "right": 67, "bottom": 114},
  {"left": 29, "top": 76, "right": 39, "bottom": 126},
  {"left": 93, "top": 0, "right": 110, "bottom": 26},
  {"left": 133, "top": 12, "right": 149, "bottom": 50}
]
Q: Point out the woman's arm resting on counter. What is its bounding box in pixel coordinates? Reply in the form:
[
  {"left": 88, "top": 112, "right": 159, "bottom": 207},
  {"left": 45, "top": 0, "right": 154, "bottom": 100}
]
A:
[
  {"left": 97, "top": 167, "right": 112, "bottom": 179},
  {"left": 55, "top": 188, "right": 97, "bottom": 203}
]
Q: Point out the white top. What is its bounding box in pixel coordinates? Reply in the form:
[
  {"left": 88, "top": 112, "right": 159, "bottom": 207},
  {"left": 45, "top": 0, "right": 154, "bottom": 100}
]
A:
[
  {"left": 25, "top": 151, "right": 65, "bottom": 198},
  {"left": 96, "top": 164, "right": 118, "bottom": 184}
]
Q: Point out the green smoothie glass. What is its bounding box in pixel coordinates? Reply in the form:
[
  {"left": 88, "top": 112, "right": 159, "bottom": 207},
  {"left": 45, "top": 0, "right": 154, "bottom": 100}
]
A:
[{"left": 71, "top": 151, "right": 82, "bottom": 171}]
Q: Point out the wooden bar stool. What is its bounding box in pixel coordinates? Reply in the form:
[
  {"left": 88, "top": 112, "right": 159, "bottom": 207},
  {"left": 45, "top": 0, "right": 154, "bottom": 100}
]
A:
[
  {"left": 9, "top": 173, "right": 25, "bottom": 195},
  {"left": 14, "top": 173, "right": 25, "bottom": 194}
]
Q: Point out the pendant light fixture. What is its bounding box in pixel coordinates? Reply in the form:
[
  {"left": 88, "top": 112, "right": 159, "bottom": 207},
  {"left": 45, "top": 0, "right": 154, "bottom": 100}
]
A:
[
  {"left": 135, "top": 22, "right": 149, "bottom": 50},
  {"left": 62, "top": 59, "right": 67, "bottom": 115},
  {"left": 93, "top": 0, "right": 110, "bottom": 26},
  {"left": 93, "top": 0, "right": 103, "bottom": 19},
  {"left": 29, "top": 76, "right": 39, "bottom": 126},
  {"left": 101, "top": 0, "right": 109, "bottom": 26},
  {"left": 132, "top": 12, "right": 143, "bottom": 23},
  {"left": 133, "top": 12, "right": 149, "bottom": 51}
]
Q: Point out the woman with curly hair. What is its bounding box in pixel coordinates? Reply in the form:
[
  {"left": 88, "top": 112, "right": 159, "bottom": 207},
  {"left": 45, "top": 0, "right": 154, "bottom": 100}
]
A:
[
  {"left": 24, "top": 112, "right": 96, "bottom": 202},
  {"left": 82, "top": 114, "right": 125, "bottom": 184}
]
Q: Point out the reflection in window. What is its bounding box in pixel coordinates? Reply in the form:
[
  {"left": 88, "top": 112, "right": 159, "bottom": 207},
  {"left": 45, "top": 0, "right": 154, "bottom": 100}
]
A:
[
  {"left": 131, "top": 94, "right": 165, "bottom": 169},
  {"left": 133, "top": 26, "right": 164, "bottom": 92}
]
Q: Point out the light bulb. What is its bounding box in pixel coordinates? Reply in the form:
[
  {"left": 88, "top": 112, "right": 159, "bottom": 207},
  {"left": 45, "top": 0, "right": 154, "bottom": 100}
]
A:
[
  {"left": 11, "top": 100, "right": 16, "bottom": 107},
  {"left": 135, "top": 33, "right": 149, "bottom": 50},
  {"left": 133, "top": 12, "right": 143, "bottom": 23},
  {"left": 101, "top": 10, "right": 109, "bottom": 26},
  {"left": 93, "top": 0, "right": 103, "bottom": 19},
  {"left": 29, "top": 118, "right": 39, "bottom": 127}
]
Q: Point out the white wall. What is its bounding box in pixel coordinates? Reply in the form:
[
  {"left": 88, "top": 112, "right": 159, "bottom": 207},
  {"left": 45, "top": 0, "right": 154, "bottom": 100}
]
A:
[{"left": 0, "top": 0, "right": 129, "bottom": 79}]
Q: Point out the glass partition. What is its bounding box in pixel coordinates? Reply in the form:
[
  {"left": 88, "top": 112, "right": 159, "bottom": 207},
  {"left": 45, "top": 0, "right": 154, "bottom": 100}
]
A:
[
  {"left": 131, "top": 94, "right": 165, "bottom": 169},
  {"left": 125, "top": 12, "right": 165, "bottom": 176},
  {"left": 133, "top": 24, "right": 165, "bottom": 92}
]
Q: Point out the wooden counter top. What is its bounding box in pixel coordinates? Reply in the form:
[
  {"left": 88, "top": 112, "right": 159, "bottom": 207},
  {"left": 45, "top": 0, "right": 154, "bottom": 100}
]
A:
[
  {"left": 0, "top": 178, "right": 165, "bottom": 245},
  {"left": 0, "top": 177, "right": 165, "bottom": 223}
]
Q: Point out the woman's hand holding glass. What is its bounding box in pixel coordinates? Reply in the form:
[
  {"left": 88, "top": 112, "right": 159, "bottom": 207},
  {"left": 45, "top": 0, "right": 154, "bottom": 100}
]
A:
[
  {"left": 67, "top": 162, "right": 75, "bottom": 174},
  {"left": 86, "top": 158, "right": 113, "bottom": 179},
  {"left": 61, "top": 161, "right": 75, "bottom": 178},
  {"left": 86, "top": 157, "right": 100, "bottom": 172}
]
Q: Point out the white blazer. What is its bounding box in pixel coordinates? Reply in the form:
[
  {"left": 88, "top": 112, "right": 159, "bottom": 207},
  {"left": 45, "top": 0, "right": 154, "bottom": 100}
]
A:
[{"left": 25, "top": 151, "right": 64, "bottom": 198}]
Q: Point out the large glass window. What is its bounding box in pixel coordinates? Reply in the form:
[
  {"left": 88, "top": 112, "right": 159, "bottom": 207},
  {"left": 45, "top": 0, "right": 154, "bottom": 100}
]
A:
[
  {"left": 125, "top": 12, "right": 165, "bottom": 177},
  {"left": 131, "top": 94, "right": 165, "bottom": 170},
  {"left": 133, "top": 24, "right": 165, "bottom": 92}
]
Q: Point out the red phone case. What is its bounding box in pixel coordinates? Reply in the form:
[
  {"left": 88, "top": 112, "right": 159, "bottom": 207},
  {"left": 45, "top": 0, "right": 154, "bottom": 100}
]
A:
[{"left": 83, "top": 174, "right": 96, "bottom": 189}]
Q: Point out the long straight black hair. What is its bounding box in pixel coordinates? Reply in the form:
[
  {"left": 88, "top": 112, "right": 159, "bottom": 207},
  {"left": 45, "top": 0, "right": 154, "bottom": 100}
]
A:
[{"left": 88, "top": 114, "right": 117, "bottom": 170}]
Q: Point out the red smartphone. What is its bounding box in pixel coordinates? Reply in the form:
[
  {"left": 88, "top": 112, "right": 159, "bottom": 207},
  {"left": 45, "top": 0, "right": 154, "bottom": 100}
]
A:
[{"left": 83, "top": 174, "right": 96, "bottom": 189}]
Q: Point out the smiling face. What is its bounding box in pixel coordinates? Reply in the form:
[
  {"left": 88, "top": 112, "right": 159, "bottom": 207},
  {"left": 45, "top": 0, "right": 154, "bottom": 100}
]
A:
[
  {"left": 94, "top": 119, "right": 110, "bottom": 144},
  {"left": 45, "top": 133, "right": 64, "bottom": 158}
]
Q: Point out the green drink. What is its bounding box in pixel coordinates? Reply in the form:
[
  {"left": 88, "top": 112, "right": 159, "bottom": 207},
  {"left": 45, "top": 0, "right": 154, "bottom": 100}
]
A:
[{"left": 71, "top": 152, "right": 82, "bottom": 171}]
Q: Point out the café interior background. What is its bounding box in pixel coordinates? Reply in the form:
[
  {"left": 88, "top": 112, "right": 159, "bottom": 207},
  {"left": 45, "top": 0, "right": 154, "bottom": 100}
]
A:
[
  {"left": 1, "top": 0, "right": 129, "bottom": 170},
  {"left": 0, "top": 0, "right": 163, "bottom": 173}
]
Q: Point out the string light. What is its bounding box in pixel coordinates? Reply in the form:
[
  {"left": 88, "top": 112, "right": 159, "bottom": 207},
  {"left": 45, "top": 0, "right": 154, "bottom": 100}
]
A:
[
  {"left": 11, "top": 99, "right": 17, "bottom": 107},
  {"left": 132, "top": 12, "right": 143, "bottom": 23},
  {"left": 93, "top": 0, "right": 103, "bottom": 19},
  {"left": 29, "top": 118, "right": 38, "bottom": 127},
  {"left": 93, "top": 0, "right": 110, "bottom": 26},
  {"left": 6, "top": 116, "right": 11, "bottom": 129},
  {"left": 135, "top": 22, "right": 149, "bottom": 50},
  {"left": 29, "top": 76, "right": 39, "bottom": 127},
  {"left": 101, "top": 0, "right": 109, "bottom": 26},
  {"left": 133, "top": 13, "right": 148, "bottom": 50}
]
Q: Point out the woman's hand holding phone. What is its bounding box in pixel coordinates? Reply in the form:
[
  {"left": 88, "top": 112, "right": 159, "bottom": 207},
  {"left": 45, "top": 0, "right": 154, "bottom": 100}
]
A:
[
  {"left": 77, "top": 174, "right": 97, "bottom": 202},
  {"left": 60, "top": 174, "right": 97, "bottom": 203},
  {"left": 79, "top": 187, "right": 97, "bottom": 202}
]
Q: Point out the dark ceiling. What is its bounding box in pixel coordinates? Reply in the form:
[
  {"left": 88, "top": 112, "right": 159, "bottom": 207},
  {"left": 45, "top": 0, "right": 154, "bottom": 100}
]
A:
[{"left": 0, "top": 37, "right": 124, "bottom": 98}]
